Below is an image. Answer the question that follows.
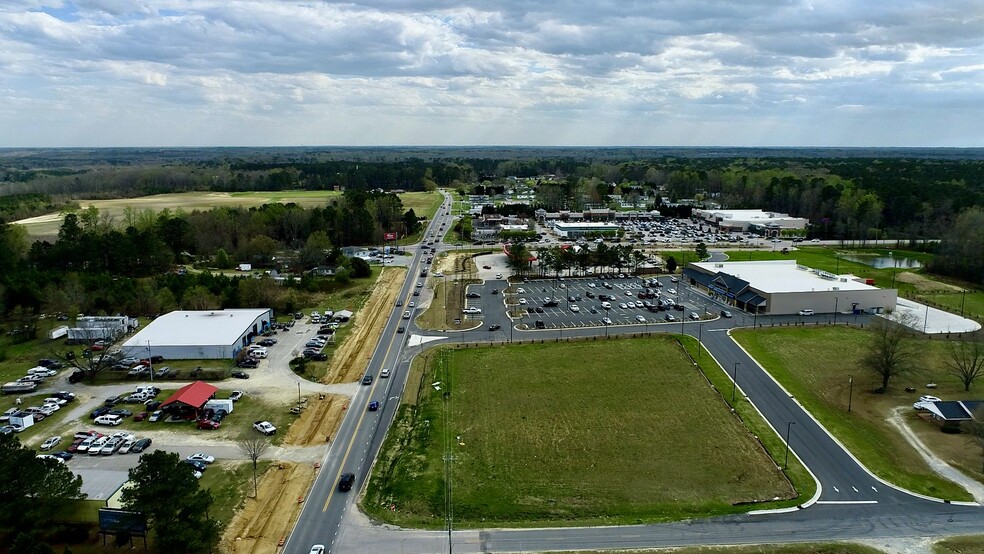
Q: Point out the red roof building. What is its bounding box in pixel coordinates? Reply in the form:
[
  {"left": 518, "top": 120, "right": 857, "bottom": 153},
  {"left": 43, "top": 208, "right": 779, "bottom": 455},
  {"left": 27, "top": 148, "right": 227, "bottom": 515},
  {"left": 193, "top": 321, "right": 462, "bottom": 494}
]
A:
[{"left": 160, "top": 381, "right": 218, "bottom": 411}]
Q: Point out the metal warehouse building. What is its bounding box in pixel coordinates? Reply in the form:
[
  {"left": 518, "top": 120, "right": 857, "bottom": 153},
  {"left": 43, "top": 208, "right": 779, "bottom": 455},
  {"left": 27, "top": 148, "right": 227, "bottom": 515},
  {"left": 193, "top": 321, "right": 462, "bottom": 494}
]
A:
[
  {"left": 120, "top": 309, "right": 273, "bottom": 360},
  {"left": 683, "top": 260, "right": 897, "bottom": 315}
]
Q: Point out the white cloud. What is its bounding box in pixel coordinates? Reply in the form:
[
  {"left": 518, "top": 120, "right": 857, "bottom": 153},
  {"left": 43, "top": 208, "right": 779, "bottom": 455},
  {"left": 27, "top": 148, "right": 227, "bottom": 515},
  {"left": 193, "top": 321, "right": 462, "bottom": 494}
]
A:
[{"left": 0, "top": 0, "right": 980, "bottom": 146}]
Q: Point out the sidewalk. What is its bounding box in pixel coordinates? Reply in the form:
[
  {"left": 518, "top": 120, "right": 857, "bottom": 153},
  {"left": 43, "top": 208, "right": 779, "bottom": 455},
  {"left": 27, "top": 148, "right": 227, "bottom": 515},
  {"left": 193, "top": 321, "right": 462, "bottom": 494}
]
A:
[{"left": 892, "top": 297, "right": 981, "bottom": 334}]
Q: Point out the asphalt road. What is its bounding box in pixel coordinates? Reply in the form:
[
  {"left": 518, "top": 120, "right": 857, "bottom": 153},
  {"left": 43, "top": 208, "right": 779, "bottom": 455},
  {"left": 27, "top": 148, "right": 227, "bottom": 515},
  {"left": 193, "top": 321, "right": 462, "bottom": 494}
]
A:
[{"left": 285, "top": 199, "right": 984, "bottom": 553}]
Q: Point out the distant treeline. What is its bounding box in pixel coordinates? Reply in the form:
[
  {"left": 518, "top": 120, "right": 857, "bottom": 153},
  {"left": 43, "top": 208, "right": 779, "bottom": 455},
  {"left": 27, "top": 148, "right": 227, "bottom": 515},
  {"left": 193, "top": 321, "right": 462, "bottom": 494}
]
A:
[{"left": 3, "top": 149, "right": 984, "bottom": 242}]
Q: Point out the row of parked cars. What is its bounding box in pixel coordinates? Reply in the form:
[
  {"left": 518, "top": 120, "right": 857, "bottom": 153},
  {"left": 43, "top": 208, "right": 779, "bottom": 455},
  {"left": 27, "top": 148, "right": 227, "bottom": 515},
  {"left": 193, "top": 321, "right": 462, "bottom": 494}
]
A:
[{"left": 1, "top": 390, "right": 77, "bottom": 434}]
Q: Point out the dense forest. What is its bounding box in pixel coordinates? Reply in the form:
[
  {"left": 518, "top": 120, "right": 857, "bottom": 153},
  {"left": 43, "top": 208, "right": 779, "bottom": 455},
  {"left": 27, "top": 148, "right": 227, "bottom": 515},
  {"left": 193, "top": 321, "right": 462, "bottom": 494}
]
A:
[{"left": 0, "top": 188, "right": 419, "bottom": 321}]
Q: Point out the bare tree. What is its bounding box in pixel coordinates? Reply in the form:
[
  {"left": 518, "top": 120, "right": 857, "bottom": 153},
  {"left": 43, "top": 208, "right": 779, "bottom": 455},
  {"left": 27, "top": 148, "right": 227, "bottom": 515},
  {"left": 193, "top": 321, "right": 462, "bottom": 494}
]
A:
[
  {"left": 52, "top": 325, "right": 123, "bottom": 382},
  {"left": 945, "top": 337, "right": 984, "bottom": 392},
  {"left": 861, "top": 312, "right": 922, "bottom": 392},
  {"left": 238, "top": 435, "right": 271, "bottom": 498}
]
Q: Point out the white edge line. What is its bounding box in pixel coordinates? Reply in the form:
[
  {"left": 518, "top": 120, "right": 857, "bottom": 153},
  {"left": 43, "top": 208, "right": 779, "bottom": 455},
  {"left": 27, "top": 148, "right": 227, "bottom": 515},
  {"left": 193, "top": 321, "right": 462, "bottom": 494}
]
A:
[{"left": 727, "top": 328, "right": 981, "bottom": 507}]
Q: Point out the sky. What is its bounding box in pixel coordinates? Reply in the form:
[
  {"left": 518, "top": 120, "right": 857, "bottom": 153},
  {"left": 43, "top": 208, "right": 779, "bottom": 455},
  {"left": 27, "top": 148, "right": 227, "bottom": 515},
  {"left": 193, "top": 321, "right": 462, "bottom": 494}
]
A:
[{"left": 0, "top": 0, "right": 982, "bottom": 147}]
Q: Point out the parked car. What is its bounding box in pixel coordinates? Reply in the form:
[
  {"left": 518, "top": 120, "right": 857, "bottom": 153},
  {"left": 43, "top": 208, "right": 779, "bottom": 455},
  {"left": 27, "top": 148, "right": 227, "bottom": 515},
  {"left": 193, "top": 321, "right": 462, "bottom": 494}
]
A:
[
  {"left": 51, "top": 450, "right": 73, "bottom": 461},
  {"left": 90, "top": 407, "right": 112, "bottom": 419},
  {"left": 238, "top": 358, "right": 260, "bottom": 368},
  {"left": 197, "top": 419, "right": 220, "bottom": 430},
  {"left": 154, "top": 366, "right": 172, "bottom": 378},
  {"left": 40, "top": 436, "right": 62, "bottom": 451},
  {"left": 131, "top": 438, "right": 152, "bottom": 453},
  {"left": 231, "top": 370, "right": 250, "bottom": 379},
  {"left": 118, "top": 438, "right": 137, "bottom": 453},
  {"left": 148, "top": 410, "right": 163, "bottom": 422},
  {"left": 133, "top": 412, "right": 149, "bottom": 422},
  {"left": 94, "top": 415, "right": 123, "bottom": 426},
  {"left": 229, "top": 390, "right": 245, "bottom": 402},
  {"left": 108, "top": 409, "right": 133, "bottom": 418},
  {"left": 798, "top": 308, "right": 815, "bottom": 316},
  {"left": 254, "top": 421, "right": 277, "bottom": 435},
  {"left": 184, "top": 459, "right": 208, "bottom": 472},
  {"left": 187, "top": 453, "right": 215, "bottom": 464}
]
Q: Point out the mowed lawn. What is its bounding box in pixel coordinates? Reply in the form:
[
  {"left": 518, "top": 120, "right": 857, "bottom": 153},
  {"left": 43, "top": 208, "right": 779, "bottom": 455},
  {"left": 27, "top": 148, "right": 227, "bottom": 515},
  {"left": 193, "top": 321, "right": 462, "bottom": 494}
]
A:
[
  {"left": 734, "top": 326, "right": 977, "bottom": 500},
  {"left": 366, "top": 338, "right": 794, "bottom": 528}
]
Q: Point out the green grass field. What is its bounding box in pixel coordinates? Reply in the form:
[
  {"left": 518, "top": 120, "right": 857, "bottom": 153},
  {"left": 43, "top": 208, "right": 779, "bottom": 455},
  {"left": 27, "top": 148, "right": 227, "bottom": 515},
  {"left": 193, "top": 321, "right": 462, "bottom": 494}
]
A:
[
  {"left": 14, "top": 190, "right": 442, "bottom": 240},
  {"left": 365, "top": 337, "right": 796, "bottom": 528},
  {"left": 734, "top": 326, "right": 977, "bottom": 500}
]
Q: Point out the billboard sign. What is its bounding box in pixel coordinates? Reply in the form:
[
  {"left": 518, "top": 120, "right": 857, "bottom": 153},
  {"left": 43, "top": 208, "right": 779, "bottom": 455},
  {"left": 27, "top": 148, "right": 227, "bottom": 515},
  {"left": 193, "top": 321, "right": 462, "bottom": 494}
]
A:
[
  {"left": 384, "top": 232, "right": 397, "bottom": 241},
  {"left": 99, "top": 509, "right": 148, "bottom": 533}
]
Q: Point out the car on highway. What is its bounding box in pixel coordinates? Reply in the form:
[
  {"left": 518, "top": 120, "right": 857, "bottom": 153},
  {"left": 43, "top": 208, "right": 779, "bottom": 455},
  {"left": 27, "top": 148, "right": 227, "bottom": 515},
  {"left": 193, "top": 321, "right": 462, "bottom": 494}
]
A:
[
  {"left": 381, "top": 368, "right": 391, "bottom": 378},
  {"left": 309, "top": 546, "right": 326, "bottom": 554},
  {"left": 362, "top": 374, "right": 373, "bottom": 385},
  {"left": 368, "top": 401, "right": 380, "bottom": 411},
  {"left": 338, "top": 473, "right": 356, "bottom": 492},
  {"left": 402, "top": 310, "right": 411, "bottom": 319},
  {"left": 397, "top": 326, "right": 405, "bottom": 334}
]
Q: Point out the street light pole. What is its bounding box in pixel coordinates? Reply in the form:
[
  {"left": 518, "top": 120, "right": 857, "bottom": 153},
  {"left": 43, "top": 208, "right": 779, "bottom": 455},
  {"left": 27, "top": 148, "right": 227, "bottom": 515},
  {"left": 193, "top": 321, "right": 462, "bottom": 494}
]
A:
[
  {"left": 783, "top": 421, "right": 796, "bottom": 469},
  {"left": 605, "top": 307, "right": 610, "bottom": 338},
  {"left": 833, "top": 297, "right": 839, "bottom": 325},
  {"left": 147, "top": 341, "right": 154, "bottom": 383},
  {"left": 731, "top": 362, "right": 740, "bottom": 402}
]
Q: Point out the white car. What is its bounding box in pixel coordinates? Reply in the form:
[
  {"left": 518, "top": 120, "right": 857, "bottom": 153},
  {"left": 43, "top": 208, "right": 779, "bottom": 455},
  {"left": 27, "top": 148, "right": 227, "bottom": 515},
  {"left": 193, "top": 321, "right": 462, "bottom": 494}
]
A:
[
  {"left": 187, "top": 453, "right": 216, "bottom": 464},
  {"left": 667, "top": 288, "right": 677, "bottom": 295},
  {"left": 626, "top": 302, "right": 636, "bottom": 309},
  {"left": 602, "top": 317, "right": 613, "bottom": 325},
  {"left": 94, "top": 415, "right": 123, "bottom": 426},
  {"left": 119, "top": 438, "right": 136, "bottom": 454},
  {"left": 570, "top": 305, "right": 580, "bottom": 313},
  {"left": 625, "top": 290, "right": 633, "bottom": 296},
  {"left": 619, "top": 303, "right": 628, "bottom": 309},
  {"left": 462, "top": 307, "right": 482, "bottom": 314},
  {"left": 519, "top": 298, "right": 527, "bottom": 305},
  {"left": 798, "top": 309, "right": 815, "bottom": 316},
  {"left": 309, "top": 546, "right": 326, "bottom": 554},
  {"left": 811, "top": 238, "right": 821, "bottom": 243},
  {"left": 229, "top": 390, "right": 245, "bottom": 402},
  {"left": 40, "top": 436, "right": 62, "bottom": 451},
  {"left": 587, "top": 283, "right": 596, "bottom": 288},
  {"left": 919, "top": 395, "right": 942, "bottom": 403},
  {"left": 635, "top": 315, "right": 646, "bottom": 323},
  {"left": 408, "top": 301, "right": 415, "bottom": 308},
  {"left": 254, "top": 421, "right": 277, "bottom": 436},
  {"left": 36, "top": 454, "right": 65, "bottom": 464},
  {"left": 381, "top": 368, "right": 391, "bottom": 378},
  {"left": 517, "top": 288, "right": 525, "bottom": 294}
]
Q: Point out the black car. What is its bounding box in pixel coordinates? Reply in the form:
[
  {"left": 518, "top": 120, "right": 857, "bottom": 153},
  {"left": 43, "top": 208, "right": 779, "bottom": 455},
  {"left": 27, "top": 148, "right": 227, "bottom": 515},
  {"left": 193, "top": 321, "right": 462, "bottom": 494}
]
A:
[
  {"left": 68, "top": 371, "right": 85, "bottom": 384},
  {"left": 720, "top": 310, "right": 733, "bottom": 318},
  {"left": 491, "top": 289, "right": 499, "bottom": 295},
  {"left": 488, "top": 324, "right": 501, "bottom": 331},
  {"left": 184, "top": 459, "right": 208, "bottom": 472},
  {"left": 338, "top": 472, "right": 356, "bottom": 492},
  {"left": 413, "top": 290, "right": 420, "bottom": 296},
  {"left": 51, "top": 450, "right": 74, "bottom": 461},
  {"left": 311, "top": 353, "right": 328, "bottom": 361},
  {"left": 104, "top": 395, "right": 123, "bottom": 407},
  {"left": 54, "top": 391, "right": 76, "bottom": 402},
  {"left": 534, "top": 320, "right": 546, "bottom": 329},
  {"left": 145, "top": 400, "right": 162, "bottom": 411},
  {"left": 397, "top": 326, "right": 405, "bottom": 334},
  {"left": 231, "top": 370, "right": 250, "bottom": 379},
  {"left": 109, "top": 409, "right": 133, "bottom": 417},
  {"left": 238, "top": 359, "right": 259, "bottom": 368},
  {"left": 362, "top": 374, "right": 373, "bottom": 385},
  {"left": 465, "top": 292, "right": 481, "bottom": 298},
  {"left": 131, "top": 438, "right": 152, "bottom": 453}
]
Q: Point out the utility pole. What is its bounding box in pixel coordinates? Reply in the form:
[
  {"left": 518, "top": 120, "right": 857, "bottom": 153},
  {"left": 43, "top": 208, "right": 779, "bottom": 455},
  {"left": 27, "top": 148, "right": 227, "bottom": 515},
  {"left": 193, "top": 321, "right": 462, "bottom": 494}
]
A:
[{"left": 848, "top": 375, "right": 854, "bottom": 412}]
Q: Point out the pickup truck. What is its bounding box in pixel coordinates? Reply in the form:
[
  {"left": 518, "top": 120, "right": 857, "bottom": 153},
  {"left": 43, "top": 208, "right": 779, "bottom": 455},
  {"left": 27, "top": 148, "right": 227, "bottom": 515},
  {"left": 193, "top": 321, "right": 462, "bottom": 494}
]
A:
[{"left": 253, "top": 421, "right": 276, "bottom": 436}]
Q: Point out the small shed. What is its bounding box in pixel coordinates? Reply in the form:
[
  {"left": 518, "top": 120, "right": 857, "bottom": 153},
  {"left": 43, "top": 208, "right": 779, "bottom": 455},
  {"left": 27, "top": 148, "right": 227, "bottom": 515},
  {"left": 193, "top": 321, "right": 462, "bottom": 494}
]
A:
[{"left": 333, "top": 310, "right": 353, "bottom": 322}]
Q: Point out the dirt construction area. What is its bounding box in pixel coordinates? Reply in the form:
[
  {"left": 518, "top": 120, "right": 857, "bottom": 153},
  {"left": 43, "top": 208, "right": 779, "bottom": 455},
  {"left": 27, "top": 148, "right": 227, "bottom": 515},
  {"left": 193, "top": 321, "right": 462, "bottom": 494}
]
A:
[{"left": 220, "top": 267, "right": 406, "bottom": 553}]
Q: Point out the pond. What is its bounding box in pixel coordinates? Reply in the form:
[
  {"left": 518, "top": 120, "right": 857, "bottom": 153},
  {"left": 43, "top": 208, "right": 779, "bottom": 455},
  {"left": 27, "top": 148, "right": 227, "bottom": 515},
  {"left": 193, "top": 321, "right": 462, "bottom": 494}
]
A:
[{"left": 838, "top": 254, "right": 922, "bottom": 269}]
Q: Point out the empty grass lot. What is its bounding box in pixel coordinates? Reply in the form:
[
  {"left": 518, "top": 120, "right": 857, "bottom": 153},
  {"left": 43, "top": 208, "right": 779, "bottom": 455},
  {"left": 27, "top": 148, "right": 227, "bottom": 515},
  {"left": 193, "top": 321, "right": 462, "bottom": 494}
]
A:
[
  {"left": 365, "top": 337, "right": 795, "bottom": 528},
  {"left": 734, "top": 326, "right": 976, "bottom": 500}
]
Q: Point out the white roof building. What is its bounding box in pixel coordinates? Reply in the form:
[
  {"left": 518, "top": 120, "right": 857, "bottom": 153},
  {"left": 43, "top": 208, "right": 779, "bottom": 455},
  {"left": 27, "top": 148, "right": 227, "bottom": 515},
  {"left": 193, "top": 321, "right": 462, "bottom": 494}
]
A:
[
  {"left": 684, "top": 260, "right": 896, "bottom": 315},
  {"left": 694, "top": 209, "right": 808, "bottom": 232},
  {"left": 552, "top": 221, "right": 621, "bottom": 237},
  {"left": 121, "top": 309, "right": 273, "bottom": 360}
]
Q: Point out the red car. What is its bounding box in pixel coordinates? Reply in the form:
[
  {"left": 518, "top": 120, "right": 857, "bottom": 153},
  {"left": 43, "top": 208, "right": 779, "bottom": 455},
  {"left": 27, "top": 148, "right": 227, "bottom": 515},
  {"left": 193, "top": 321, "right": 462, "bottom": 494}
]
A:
[
  {"left": 197, "top": 419, "right": 220, "bottom": 430},
  {"left": 133, "top": 412, "right": 149, "bottom": 422}
]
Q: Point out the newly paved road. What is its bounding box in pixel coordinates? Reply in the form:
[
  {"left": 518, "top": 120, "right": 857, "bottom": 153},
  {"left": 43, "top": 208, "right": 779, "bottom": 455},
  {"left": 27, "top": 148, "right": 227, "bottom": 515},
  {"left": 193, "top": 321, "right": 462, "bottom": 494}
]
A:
[{"left": 285, "top": 198, "right": 984, "bottom": 553}]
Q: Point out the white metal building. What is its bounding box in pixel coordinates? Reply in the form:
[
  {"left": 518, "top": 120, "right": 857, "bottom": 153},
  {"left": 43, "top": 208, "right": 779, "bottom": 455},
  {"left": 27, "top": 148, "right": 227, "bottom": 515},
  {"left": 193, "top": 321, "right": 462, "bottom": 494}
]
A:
[
  {"left": 120, "top": 309, "right": 273, "bottom": 360},
  {"left": 683, "top": 260, "right": 897, "bottom": 315},
  {"left": 552, "top": 221, "right": 621, "bottom": 238},
  {"left": 67, "top": 316, "right": 138, "bottom": 342},
  {"left": 693, "top": 209, "right": 808, "bottom": 233}
]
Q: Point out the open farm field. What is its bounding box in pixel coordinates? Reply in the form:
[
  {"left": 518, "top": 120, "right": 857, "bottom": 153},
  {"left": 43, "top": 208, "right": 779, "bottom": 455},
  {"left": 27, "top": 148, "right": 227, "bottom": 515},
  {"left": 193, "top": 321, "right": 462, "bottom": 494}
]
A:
[
  {"left": 13, "top": 190, "right": 440, "bottom": 240},
  {"left": 365, "top": 337, "right": 795, "bottom": 528},
  {"left": 734, "top": 326, "right": 979, "bottom": 499}
]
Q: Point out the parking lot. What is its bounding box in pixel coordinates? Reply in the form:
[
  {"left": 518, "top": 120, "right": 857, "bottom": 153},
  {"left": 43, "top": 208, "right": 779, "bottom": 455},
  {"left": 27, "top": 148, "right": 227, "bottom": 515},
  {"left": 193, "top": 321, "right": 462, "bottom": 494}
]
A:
[{"left": 508, "top": 274, "right": 726, "bottom": 329}]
